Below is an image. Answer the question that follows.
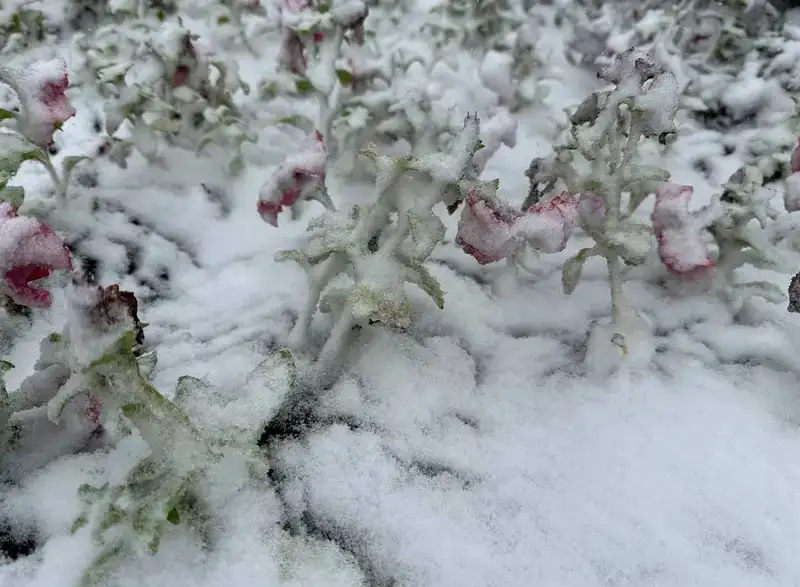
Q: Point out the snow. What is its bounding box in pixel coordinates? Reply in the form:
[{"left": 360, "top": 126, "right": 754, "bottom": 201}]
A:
[{"left": 1, "top": 1, "right": 800, "bottom": 587}]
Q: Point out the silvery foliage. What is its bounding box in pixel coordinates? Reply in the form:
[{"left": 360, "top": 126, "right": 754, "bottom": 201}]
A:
[
  {"left": 422, "top": 0, "right": 552, "bottom": 112},
  {"left": 700, "top": 166, "right": 789, "bottom": 313},
  {"left": 422, "top": 0, "right": 535, "bottom": 52},
  {"left": 71, "top": 17, "right": 255, "bottom": 174},
  {"left": 261, "top": 0, "right": 510, "bottom": 181},
  {"left": 528, "top": 49, "right": 679, "bottom": 357},
  {"left": 276, "top": 114, "right": 484, "bottom": 376}
]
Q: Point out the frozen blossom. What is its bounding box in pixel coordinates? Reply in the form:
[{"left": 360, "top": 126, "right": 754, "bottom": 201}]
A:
[
  {"left": 257, "top": 130, "right": 328, "bottom": 226},
  {"left": 0, "top": 203, "right": 72, "bottom": 307},
  {"left": 456, "top": 187, "right": 578, "bottom": 264},
  {"left": 0, "top": 59, "right": 76, "bottom": 147},
  {"left": 651, "top": 183, "right": 715, "bottom": 279}
]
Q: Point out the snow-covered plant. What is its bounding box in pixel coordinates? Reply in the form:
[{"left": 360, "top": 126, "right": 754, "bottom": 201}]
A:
[
  {"left": 13, "top": 279, "right": 293, "bottom": 584},
  {"left": 257, "top": 129, "right": 332, "bottom": 226},
  {"left": 266, "top": 0, "right": 368, "bottom": 156},
  {"left": 423, "top": 0, "right": 534, "bottom": 52},
  {"left": 478, "top": 22, "right": 553, "bottom": 113},
  {"left": 526, "top": 48, "right": 679, "bottom": 367},
  {"left": 272, "top": 116, "right": 482, "bottom": 370},
  {"left": 783, "top": 138, "right": 800, "bottom": 213},
  {"left": 0, "top": 1, "right": 61, "bottom": 55},
  {"left": 0, "top": 58, "right": 89, "bottom": 203},
  {"left": 649, "top": 166, "right": 786, "bottom": 313},
  {"left": 73, "top": 19, "right": 254, "bottom": 174},
  {"left": 66, "top": 0, "right": 179, "bottom": 31},
  {"left": 702, "top": 166, "right": 787, "bottom": 312}
]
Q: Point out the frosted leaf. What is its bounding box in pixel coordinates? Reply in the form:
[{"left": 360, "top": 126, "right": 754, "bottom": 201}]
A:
[
  {"left": 634, "top": 71, "right": 679, "bottom": 137},
  {"left": 790, "top": 139, "right": 800, "bottom": 174},
  {"left": 478, "top": 50, "right": 514, "bottom": 105},
  {"left": 598, "top": 47, "right": 661, "bottom": 85},
  {"left": 785, "top": 172, "right": 800, "bottom": 213},
  {"left": 472, "top": 108, "right": 517, "bottom": 175},
  {"left": 578, "top": 191, "right": 605, "bottom": 234}
]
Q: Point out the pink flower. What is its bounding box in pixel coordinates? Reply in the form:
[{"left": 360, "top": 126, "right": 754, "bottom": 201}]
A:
[
  {"left": 651, "top": 183, "right": 715, "bottom": 279},
  {"left": 257, "top": 130, "right": 327, "bottom": 226},
  {"left": 0, "top": 59, "right": 76, "bottom": 147},
  {"left": 283, "top": 0, "right": 309, "bottom": 10},
  {"left": 0, "top": 203, "right": 72, "bottom": 307},
  {"left": 279, "top": 31, "right": 307, "bottom": 74},
  {"left": 455, "top": 190, "right": 522, "bottom": 264},
  {"left": 790, "top": 138, "right": 800, "bottom": 174},
  {"left": 518, "top": 192, "right": 580, "bottom": 253},
  {"left": 455, "top": 190, "right": 579, "bottom": 265}
]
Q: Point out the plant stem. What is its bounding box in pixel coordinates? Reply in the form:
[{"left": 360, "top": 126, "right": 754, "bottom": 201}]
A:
[
  {"left": 40, "top": 153, "right": 66, "bottom": 204},
  {"left": 288, "top": 253, "right": 345, "bottom": 350},
  {"left": 311, "top": 307, "right": 357, "bottom": 379}
]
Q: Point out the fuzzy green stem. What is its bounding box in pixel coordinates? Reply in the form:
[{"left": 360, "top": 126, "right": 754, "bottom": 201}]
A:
[
  {"left": 312, "top": 307, "right": 357, "bottom": 378},
  {"left": 288, "top": 253, "right": 345, "bottom": 350},
  {"left": 40, "top": 153, "right": 66, "bottom": 204}
]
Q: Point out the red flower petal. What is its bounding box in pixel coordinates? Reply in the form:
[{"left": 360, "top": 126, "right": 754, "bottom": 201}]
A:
[{"left": 652, "top": 183, "right": 715, "bottom": 279}]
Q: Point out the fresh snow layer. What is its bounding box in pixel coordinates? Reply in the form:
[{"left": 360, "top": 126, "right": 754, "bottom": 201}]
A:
[{"left": 2, "top": 2, "right": 800, "bottom": 587}]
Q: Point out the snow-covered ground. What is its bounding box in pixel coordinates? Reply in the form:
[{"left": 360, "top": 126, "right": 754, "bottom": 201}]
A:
[{"left": 2, "top": 1, "right": 800, "bottom": 586}]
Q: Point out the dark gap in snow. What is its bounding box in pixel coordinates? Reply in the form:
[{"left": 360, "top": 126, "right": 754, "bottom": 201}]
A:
[
  {"left": 0, "top": 526, "right": 37, "bottom": 561},
  {"left": 450, "top": 412, "right": 480, "bottom": 430},
  {"left": 258, "top": 377, "right": 327, "bottom": 443},
  {"left": 404, "top": 458, "right": 480, "bottom": 489},
  {"left": 200, "top": 183, "right": 232, "bottom": 219},
  {"left": 428, "top": 259, "right": 490, "bottom": 286},
  {"left": 96, "top": 200, "right": 201, "bottom": 268},
  {"left": 311, "top": 413, "right": 367, "bottom": 433},
  {"left": 0, "top": 494, "right": 37, "bottom": 562},
  {"left": 299, "top": 509, "right": 398, "bottom": 587}
]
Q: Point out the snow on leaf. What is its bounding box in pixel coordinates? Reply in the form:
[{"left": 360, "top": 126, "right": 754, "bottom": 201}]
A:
[
  {"left": 562, "top": 247, "right": 599, "bottom": 295},
  {"left": 0, "top": 132, "right": 42, "bottom": 189}
]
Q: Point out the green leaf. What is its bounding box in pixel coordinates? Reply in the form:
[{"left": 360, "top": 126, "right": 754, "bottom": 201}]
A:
[
  {"left": 273, "top": 115, "right": 315, "bottom": 131},
  {"left": 335, "top": 69, "right": 354, "bottom": 85},
  {"left": 70, "top": 514, "right": 89, "bottom": 534},
  {"left": 173, "top": 375, "right": 216, "bottom": 407},
  {"left": 0, "top": 186, "right": 24, "bottom": 209},
  {"left": 295, "top": 79, "right": 315, "bottom": 94},
  {"left": 216, "top": 15, "right": 230, "bottom": 24},
  {"left": 61, "top": 155, "right": 89, "bottom": 174},
  {"left": 89, "top": 330, "right": 140, "bottom": 369},
  {"left": 0, "top": 360, "right": 15, "bottom": 375},
  {"left": 166, "top": 507, "right": 180, "bottom": 525},
  {"left": 61, "top": 155, "right": 90, "bottom": 187},
  {"left": 406, "top": 262, "right": 445, "bottom": 309},
  {"left": 0, "top": 133, "right": 42, "bottom": 189},
  {"left": 0, "top": 109, "right": 15, "bottom": 121},
  {"left": 562, "top": 247, "right": 597, "bottom": 295}
]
